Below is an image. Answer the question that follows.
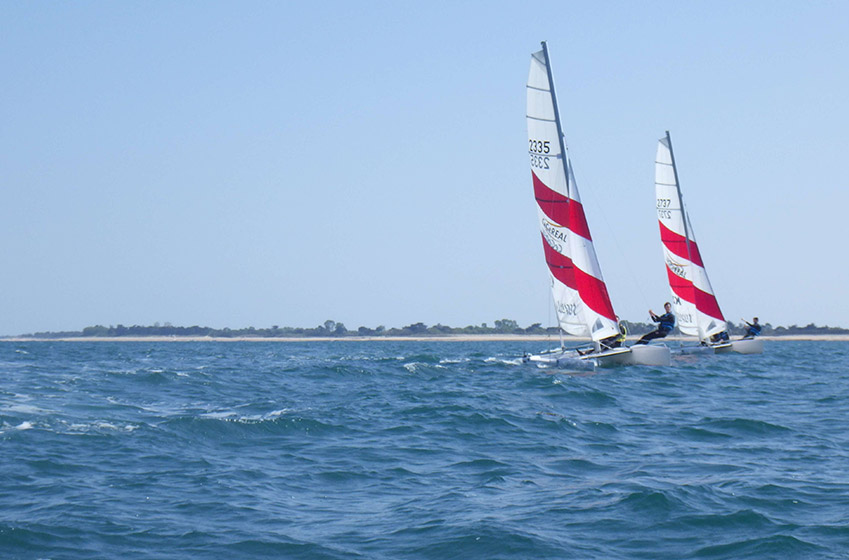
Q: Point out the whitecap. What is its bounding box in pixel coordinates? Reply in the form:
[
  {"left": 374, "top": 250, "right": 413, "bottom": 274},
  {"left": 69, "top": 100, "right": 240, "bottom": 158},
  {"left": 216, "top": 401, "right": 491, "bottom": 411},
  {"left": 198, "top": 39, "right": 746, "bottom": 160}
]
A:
[
  {"left": 3, "top": 403, "right": 48, "bottom": 414},
  {"left": 404, "top": 362, "right": 445, "bottom": 373},
  {"left": 485, "top": 357, "right": 524, "bottom": 365},
  {"left": 200, "top": 407, "right": 294, "bottom": 424},
  {"left": 201, "top": 411, "right": 239, "bottom": 420}
]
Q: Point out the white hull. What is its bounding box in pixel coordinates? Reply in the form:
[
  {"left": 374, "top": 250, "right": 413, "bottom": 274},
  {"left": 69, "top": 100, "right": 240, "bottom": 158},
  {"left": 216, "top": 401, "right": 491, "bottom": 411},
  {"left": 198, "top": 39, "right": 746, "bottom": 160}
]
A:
[
  {"left": 671, "top": 339, "right": 763, "bottom": 356},
  {"left": 715, "top": 338, "right": 764, "bottom": 355},
  {"left": 613, "top": 344, "right": 671, "bottom": 366},
  {"left": 525, "top": 344, "right": 671, "bottom": 368}
]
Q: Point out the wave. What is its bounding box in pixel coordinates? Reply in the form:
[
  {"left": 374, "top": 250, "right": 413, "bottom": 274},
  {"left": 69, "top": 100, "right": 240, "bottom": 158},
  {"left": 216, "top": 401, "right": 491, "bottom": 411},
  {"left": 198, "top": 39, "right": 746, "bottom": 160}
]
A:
[
  {"left": 388, "top": 522, "right": 567, "bottom": 560},
  {"left": 161, "top": 411, "right": 350, "bottom": 439},
  {"left": 3, "top": 339, "right": 849, "bottom": 558},
  {"left": 698, "top": 417, "right": 792, "bottom": 437},
  {"left": 1, "top": 420, "right": 34, "bottom": 431},
  {"left": 692, "top": 534, "right": 824, "bottom": 558}
]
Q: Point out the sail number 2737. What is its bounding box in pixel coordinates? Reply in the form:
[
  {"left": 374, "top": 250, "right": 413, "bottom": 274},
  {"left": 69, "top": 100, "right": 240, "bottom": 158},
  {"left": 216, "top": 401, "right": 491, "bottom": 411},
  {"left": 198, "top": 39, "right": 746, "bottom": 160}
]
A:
[
  {"left": 657, "top": 198, "right": 672, "bottom": 219},
  {"left": 529, "top": 139, "right": 551, "bottom": 170}
]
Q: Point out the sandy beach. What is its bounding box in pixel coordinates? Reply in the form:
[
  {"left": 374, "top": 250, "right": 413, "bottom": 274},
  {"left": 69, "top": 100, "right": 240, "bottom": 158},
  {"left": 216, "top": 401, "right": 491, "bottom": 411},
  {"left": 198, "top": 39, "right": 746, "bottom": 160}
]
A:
[{"left": 3, "top": 334, "right": 849, "bottom": 342}]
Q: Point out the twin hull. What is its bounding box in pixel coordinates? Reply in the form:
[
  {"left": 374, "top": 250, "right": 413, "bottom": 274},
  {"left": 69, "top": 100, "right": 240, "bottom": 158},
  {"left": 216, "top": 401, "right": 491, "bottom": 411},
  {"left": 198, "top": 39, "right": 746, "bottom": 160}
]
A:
[
  {"left": 528, "top": 344, "right": 671, "bottom": 368},
  {"left": 528, "top": 338, "right": 763, "bottom": 370}
]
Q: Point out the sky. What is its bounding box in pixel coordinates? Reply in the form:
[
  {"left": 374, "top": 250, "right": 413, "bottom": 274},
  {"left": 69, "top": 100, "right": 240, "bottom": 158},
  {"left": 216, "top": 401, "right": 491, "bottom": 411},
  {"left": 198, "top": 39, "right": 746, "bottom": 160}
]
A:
[{"left": 1, "top": 1, "right": 847, "bottom": 336}]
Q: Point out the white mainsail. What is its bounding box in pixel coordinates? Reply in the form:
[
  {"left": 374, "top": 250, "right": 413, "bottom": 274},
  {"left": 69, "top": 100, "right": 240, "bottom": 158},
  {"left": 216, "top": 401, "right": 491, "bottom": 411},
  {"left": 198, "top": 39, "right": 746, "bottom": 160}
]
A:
[
  {"left": 527, "top": 43, "right": 618, "bottom": 342},
  {"left": 655, "top": 132, "right": 726, "bottom": 340}
]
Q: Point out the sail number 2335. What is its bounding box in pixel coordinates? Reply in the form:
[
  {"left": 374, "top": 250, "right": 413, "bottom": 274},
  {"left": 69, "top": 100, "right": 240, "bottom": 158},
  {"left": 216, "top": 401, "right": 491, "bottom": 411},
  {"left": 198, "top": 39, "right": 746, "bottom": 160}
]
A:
[{"left": 529, "top": 139, "right": 551, "bottom": 169}]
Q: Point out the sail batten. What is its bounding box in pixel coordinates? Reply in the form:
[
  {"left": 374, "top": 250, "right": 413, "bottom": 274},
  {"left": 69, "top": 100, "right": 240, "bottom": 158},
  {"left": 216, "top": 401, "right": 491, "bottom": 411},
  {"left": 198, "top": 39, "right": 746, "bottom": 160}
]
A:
[
  {"left": 527, "top": 44, "right": 618, "bottom": 341},
  {"left": 655, "top": 132, "right": 726, "bottom": 340}
]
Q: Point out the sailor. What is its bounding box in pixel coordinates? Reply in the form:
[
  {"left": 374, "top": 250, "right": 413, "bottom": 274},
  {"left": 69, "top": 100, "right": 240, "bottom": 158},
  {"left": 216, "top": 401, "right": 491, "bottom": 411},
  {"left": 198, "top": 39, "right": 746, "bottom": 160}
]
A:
[
  {"left": 709, "top": 331, "right": 730, "bottom": 344},
  {"left": 635, "top": 302, "right": 675, "bottom": 345},
  {"left": 742, "top": 317, "right": 762, "bottom": 339},
  {"left": 599, "top": 318, "right": 628, "bottom": 351}
]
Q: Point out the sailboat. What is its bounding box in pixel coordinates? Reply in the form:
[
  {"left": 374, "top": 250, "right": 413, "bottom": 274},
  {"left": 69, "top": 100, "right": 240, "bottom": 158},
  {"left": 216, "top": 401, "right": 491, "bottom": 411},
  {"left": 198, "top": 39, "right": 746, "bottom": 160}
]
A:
[
  {"left": 655, "top": 131, "right": 763, "bottom": 354},
  {"left": 523, "top": 42, "right": 670, "bottom": 368}
]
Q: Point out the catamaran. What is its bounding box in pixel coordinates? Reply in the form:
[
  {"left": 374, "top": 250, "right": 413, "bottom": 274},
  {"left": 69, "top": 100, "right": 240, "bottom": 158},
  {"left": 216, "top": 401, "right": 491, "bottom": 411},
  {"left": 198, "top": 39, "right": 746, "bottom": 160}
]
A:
[
  {"left": 655, "top": 131, "right": 763, "bottom": 354},
  {"left": 523, "top": 42, "right": 670, "bottom": 368}
]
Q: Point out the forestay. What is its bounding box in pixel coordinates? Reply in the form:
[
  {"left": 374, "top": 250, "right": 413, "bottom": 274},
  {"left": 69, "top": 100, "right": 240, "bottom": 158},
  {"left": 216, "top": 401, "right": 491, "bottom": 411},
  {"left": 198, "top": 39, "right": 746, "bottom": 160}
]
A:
[
  {"left": 655, "top": 133, "right": 726, "bottom": 340},
  {"left": 526, "top": 44, "right": 618, "bottom": 342}
]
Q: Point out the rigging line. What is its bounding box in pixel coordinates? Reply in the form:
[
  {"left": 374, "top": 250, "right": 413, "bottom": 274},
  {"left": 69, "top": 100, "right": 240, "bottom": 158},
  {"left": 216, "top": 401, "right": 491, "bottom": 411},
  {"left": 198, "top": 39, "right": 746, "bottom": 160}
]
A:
[
  {"left": 546, "top": 276, "right": 554, "bottom": 346},
  {"left": 526, "top": 115, "right": 556, "bottom": 122}
]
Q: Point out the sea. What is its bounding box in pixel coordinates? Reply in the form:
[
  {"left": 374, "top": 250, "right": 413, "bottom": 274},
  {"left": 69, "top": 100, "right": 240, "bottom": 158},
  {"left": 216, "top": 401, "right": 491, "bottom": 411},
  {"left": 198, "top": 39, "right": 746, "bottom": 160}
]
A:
[{"left": 1, "top": 340, "right": 847, "bottom": 559}]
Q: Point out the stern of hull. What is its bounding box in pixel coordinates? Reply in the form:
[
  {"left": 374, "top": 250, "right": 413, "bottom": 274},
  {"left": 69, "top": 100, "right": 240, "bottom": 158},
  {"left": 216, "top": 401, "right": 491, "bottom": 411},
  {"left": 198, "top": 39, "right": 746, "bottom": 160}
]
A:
[{"left": 723, "top": 338, "right": 764, "bottom": 354}]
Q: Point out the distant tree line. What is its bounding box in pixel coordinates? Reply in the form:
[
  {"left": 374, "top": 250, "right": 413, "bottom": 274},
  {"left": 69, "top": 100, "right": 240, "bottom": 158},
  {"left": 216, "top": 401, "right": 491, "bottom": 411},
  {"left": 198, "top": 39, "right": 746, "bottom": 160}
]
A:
[{"left": 14, "top": 319, "right": 849, "bottom": 339}]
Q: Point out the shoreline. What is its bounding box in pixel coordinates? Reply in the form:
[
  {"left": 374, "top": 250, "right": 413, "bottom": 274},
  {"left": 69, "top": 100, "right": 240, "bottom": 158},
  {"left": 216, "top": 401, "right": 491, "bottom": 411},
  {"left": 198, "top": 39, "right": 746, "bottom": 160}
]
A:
[{"left": 2, "top": 334, "right": 849, "bottom": 342}]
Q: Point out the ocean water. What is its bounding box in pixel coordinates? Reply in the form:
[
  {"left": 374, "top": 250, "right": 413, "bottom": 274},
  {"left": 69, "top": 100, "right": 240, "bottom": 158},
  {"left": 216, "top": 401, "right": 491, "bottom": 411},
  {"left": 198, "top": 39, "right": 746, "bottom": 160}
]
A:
[{"left": 1, "top": 340, "right": 848, "bottom": 559}]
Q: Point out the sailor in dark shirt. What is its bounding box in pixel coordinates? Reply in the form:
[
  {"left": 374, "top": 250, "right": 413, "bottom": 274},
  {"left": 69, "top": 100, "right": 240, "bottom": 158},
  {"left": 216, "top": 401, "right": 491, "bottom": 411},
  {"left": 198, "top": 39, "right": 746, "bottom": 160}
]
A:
[
  {"left": 708, "top": 330, "right": 730, "bottom": 345},
  {"left": 742, "top": 317, "right": 762, "bottom": 339},
  {"left": 635, "top": 302, "right": 675, "bottom": 345},
  {"left": 598, "top": 319, "right": 628, "bottom": 351}
]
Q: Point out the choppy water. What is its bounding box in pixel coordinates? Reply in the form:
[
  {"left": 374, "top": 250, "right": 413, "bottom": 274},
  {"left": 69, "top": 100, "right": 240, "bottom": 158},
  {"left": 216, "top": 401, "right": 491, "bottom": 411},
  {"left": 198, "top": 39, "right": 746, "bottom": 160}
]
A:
[{"left": 1, "top": 340, "right": 848, "bottom": 559}]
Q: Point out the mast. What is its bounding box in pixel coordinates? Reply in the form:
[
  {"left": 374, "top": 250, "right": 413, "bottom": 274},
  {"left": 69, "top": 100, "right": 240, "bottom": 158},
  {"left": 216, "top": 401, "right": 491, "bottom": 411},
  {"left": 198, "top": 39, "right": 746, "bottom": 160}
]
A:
[
  {"left": 541, "top": 42, "right": 571, "bottom": 199},
  {"left": 541, "top": 41, "right": 572, "bottom": 341},
  {"left": 665, "top": 130, "right": 700, "bottom": 338},
  {"left": 665, "top": 131, "right": 693, "bottom": 260}
]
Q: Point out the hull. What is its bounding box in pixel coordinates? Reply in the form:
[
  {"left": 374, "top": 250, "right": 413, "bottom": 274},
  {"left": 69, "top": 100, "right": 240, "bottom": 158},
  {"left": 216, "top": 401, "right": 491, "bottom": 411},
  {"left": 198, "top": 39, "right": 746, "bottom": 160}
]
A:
[
  {"left": 673, "top": 340, "right": 765, "bottom": 356},
  {"left": 714, "top": 338, "right": 764, "bottom": 355},
  {"left": 609, "top": 344, "right": 671, "bottom": 367},
  {"left": 525, "top": 344, "right": 671, "bottom": 368}
]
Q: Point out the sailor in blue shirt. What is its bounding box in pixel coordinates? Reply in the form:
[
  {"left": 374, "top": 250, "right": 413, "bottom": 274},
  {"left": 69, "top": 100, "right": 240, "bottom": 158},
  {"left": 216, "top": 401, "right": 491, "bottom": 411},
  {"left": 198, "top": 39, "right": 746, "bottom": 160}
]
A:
[
  {"left": 708, "top": 330, "right": 730, "bottom": 345},
  {"left": 636, "top": 302, "right": 675, "bottom": 345},
  {"left": 742, "top": 317, "right": 762, "bottom": 339}
]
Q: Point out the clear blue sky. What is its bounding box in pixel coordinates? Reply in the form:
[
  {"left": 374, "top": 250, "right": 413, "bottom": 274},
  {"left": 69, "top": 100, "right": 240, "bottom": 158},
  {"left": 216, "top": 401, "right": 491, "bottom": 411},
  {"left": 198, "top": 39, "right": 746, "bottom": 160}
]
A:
[{"left": 1, "top": 1, "right": 847, "bottom": 335}]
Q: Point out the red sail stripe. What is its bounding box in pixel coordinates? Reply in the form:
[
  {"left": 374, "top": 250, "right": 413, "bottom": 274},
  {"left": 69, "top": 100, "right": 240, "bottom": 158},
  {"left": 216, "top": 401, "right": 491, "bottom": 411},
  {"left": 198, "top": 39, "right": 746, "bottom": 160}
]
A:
[
  {"left": 575, "top": 266, "right": 617, "bottom": 322},
  {"left": 658, "top": 220, "right": 704, "bottom": 268},
  {"left": 665, "top": 266, "right": 724, "bottom": 321},
  {"left": 532, "top": 171, "right": 592, "bottom": 240},
  {"left": 543, "top": 233, "right": 616, "bottom": 321},
  {"left": 696, "top": 287, "right": 725, "bottom": 323},
  {"left": 533, "top": 171, "right": 615, "bottom": 322},
  {"left": 541, "top": 233, "right": 577, "bottom": 290},
  {"left": 665, "top": 262, "right": 696, "bottom": 304}
]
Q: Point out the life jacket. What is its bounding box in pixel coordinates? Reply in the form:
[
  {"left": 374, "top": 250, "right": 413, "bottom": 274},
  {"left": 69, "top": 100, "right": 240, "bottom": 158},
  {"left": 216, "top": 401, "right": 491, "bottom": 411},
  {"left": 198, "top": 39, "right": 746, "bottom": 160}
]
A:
[{"left": 616, "top": 322, "right": 628, "bottom": 342}]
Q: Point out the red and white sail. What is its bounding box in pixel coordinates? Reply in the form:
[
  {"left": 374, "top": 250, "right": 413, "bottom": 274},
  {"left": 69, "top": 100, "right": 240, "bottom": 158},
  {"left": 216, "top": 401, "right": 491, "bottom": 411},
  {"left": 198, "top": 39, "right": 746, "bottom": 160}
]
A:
[
  {"left": 655, "top": 133, "right": 726, "bottom": 340},
  {"left": 527, "top": 44, "right": 618, "bottom": 342}
]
